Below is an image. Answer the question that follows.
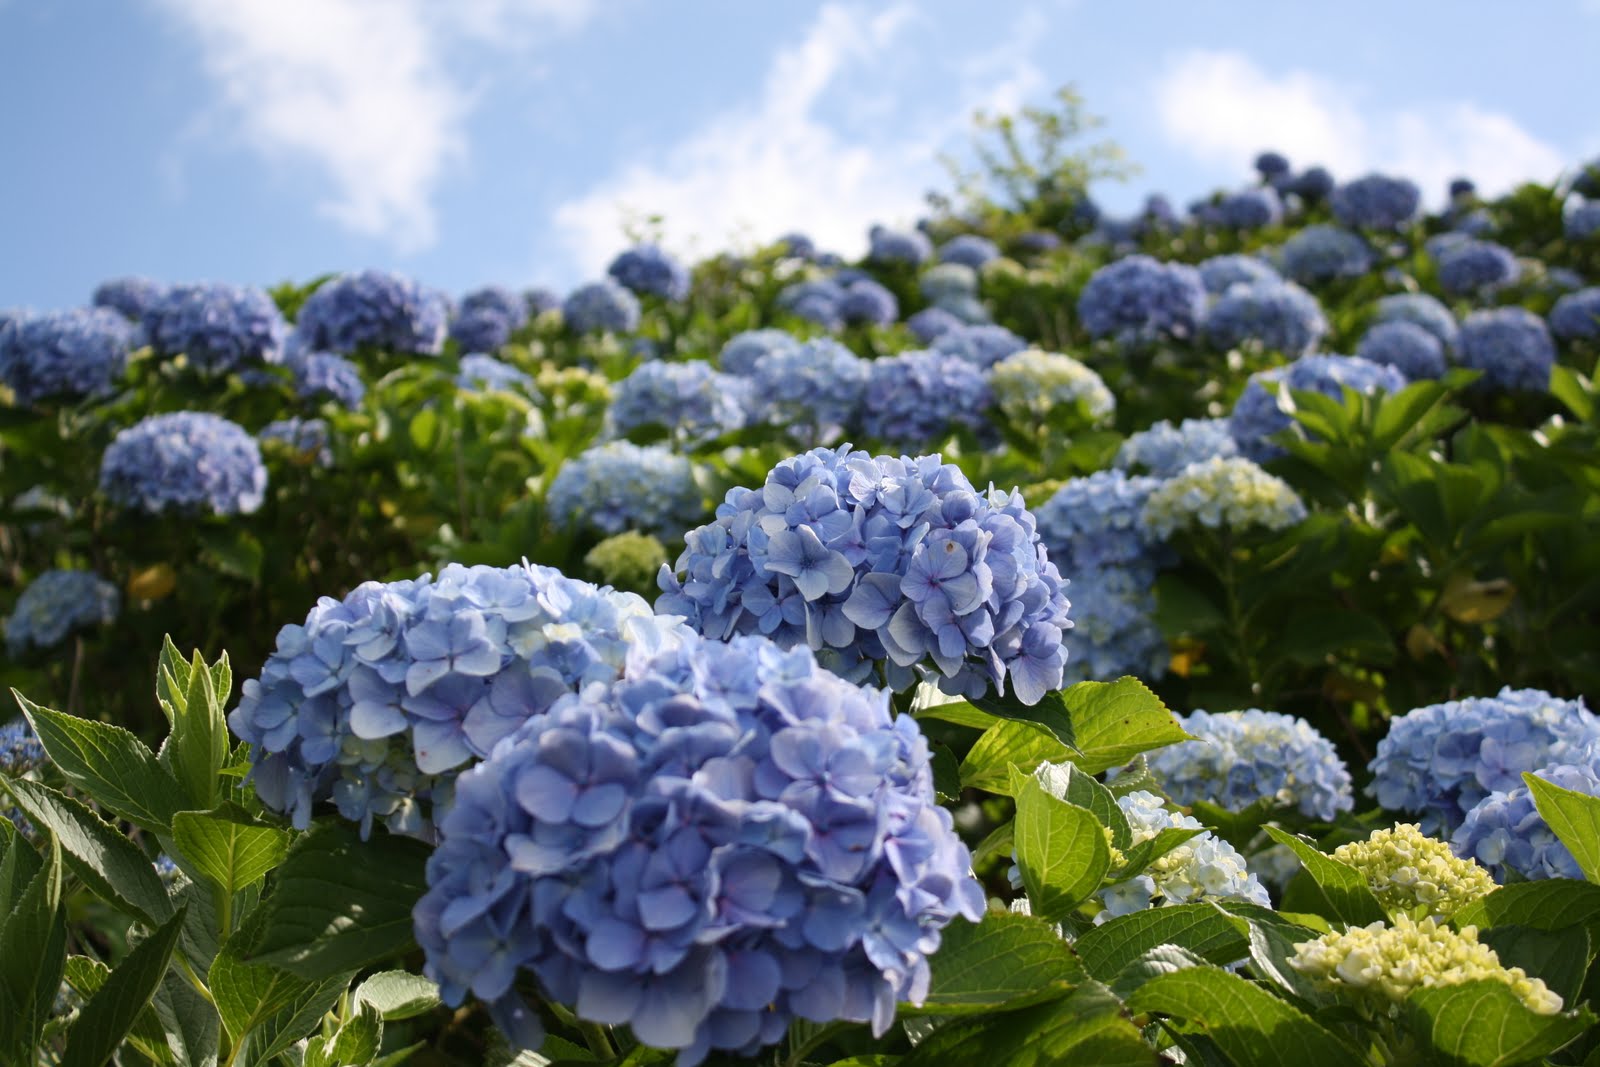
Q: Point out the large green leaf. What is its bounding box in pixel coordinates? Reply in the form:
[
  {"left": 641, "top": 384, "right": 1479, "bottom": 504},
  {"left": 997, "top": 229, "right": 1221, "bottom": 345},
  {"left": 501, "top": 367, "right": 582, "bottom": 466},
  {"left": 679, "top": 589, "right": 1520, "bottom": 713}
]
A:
[
  {"left": 0, "top": 837, "right": 66, "bottom": 1064},
  {"left": 1050, "top": 678, "right": 1191, "bottom": 775},
  {"left": 353, "top": 971, "right": 443, "bottom": 1022},
  {"left": 1128, "top": 965, "right": 1357, "bottom": 1067},
  {"left": 1525, "top": 773, "right": 1600, "bottom": 884},
  {"left": 305, "top": 1000, "right": 384, "bottom": 1067},
  {"left": 911, "top": 911, "right": 1083, "bottom": 1014},
  {"left": 148, "top": 967, "right": 222, "bottom": 1067},
  {"left": 1455, "top": 880, "right": 1600, "bottom": 932},
  {"left": 1407, "top": 979, "right": 1594, "bottom": 1067},
  {"left": 1032, "top": 761, "right": 1131, "bottom": 850},
  {"left": 1076, "top": 903, "right": 1248, "bottom": 981},
  {"left": 901, "top": 982, "right": 1154, "bottom": 1067},
  {"left": 16, "top": 692, "right": 187, "bottom": 834},
  {"left": 1262, "top": 826, "right": 1386, "bottom": 926},
  {"left": 1013, "top": 771, "right": 1111, "bottom": 923},
  {"left": 61, "top": 906, "right": 188, "bottom": 1067},
  {"left": 247, "top": 821, "right": 431, "bottom": 979},
  {"left": 1477, "top": 925, "right": 1593, "bottom": 1009},
  {"left": 161, "top": 649, "right": 231, "bottom": 812},
  {"left": 959, "top": 720, "right": 1070, "bottom": 793},
  {"left": 61, "top": 956, "right": 174, "bottom": 1067},
  {"left": 172, "top": 804, "right": 293, "bottom": 897}
]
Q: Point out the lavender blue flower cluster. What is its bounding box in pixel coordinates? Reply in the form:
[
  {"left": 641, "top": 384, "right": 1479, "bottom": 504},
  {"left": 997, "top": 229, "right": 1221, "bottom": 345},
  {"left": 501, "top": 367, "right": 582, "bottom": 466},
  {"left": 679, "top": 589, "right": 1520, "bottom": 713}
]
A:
[
  {"left": 906, "top": 307, "right": 965, "bottom": 344},
  {"left": 1198, "top": 254, "right": 1281, "bottom": 295},
  {"left": 1280, "top": 225, "right": 1373, "bottom": 285},
  {"left": 1566, "top": 201, "right": 1600, "bottom": 241},
  {"left": 1369, "top": 687, "right": 1600, "bottom": 835},
  {"left": 1230, "top": 355, "right": 1405, "bottom": 461},
  {"left": 776, "top": 276, "right": 898, "bottom": 330},
  {"left": 608, "top": 361, "right": 748, "bottom": 448},
  {"left": 608, "top": 244, "right": 692, "bottom": 301},
  {"left": 229, "top": 562, "right": 694, "bottom": 836},
  {"left": 144, "top": 283, "right": 287, "bottom": 374},
  {"left": 1453, "top": 762, "right": 1600, "bottom": 882},
  {"left": 745, "top": 337, "right": 868, "bottom": 441},
  {"left": 938, "top": 234, "right": 1000, "bottom": 268},
  {"left": 1331, "top": 174, "right": 1421, "bottom": 230},
  {"left": 1203, "top": 280, "right": 1328, "bottom": 358},
  {"left": 718, "top": 329, "right": 800, "bottom": 376},
  {"left": 564, "top": 280, "right": 642, "bottom": 334},
  {"left": 859, "top": 352, "right": 992, "bottom": 448},
  {"left": 1550, "top": 288, "right": 1600, "bottom": 341},
  {"left": 99, "top": 411, "right": 267, "bottom": 516},
  {"left": 1456, "top": 308, "right": 1555, "bottom": 392},
  {"left": 546, "top": 441, "right": 704, "bottom": 541},
  {"left": 91, "top": 276, "right": 167, "bottom": 323},
  {"left": 1076, "top": 255, "right": 1206, "bottom": 344},
  {"left": 1214, "top": 187, "right": 1283, "bottom": 230},
  {"left": 1056, "top": 565, "right": 1167, "bottom": 684},
  {"left": 1035, "top": 470, "right": 1163, "bottom": 574},
  {"left": 0, "top": 719, "right": 45, "bottom": 775},
  {"left": 930, "top": 324, "right": 1028, "bottom": 369},
  {"left": 415, "top": 632, "right": 984, "bottom": 1064},
  {"left": 0, "top": 308, "right": 133, "bottom": 405},
  {"left": 658, "top": 445, "right": 1072, "bottom": 702},
  {"left": 293, "top": 352, "right": 367, "bottom": 409},
  {"left": 1115, "top": 418, "right": 1238, "bottom": 479},
  {"left": 5, "top": 569, "right": 121, "bottom": 655},
  {"left": 457, "top": 354, "right": 536, "bottom": 395},
  {"left": 1148, "top": 709, "right": 1353, "bottom": 821},
  {"left": 1356, "top": 321, "right": 1447, "bottom": 380},
  {"left": 295, "top": 270, "right": 449, "bottom": 356},
  {"left": 1373, "top": 293, "right": 1459, "bottom": 350},
  {"left": 867, "top": 225, "right": 933, "bottom": 266},
  {"left": 1436, "top": 239, "right": 1520, "bottom": 297}
]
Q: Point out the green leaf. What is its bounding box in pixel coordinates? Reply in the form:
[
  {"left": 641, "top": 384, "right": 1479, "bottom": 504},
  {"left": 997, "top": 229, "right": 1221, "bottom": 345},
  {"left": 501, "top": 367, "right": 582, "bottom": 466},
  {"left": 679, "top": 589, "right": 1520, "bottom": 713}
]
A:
[
  {"left": 165, "top": 649, "right": 227, "bottom": 811},
  {"left": 0, "top": 776, "right": 175, "bottom": 928},
  {"left": 148, "top": 967, "right": 222, "bottom": 1067},
  {"left": 156, "top": 635, "right": 191, "bottom": 726},
  {"left": 1275, "top": 606, "right": 1395, "bottom": 667},
  {"left": 1105, "top": 755, "right": 1164, "bottom": 799},
  {"left": 1107, "top": 944, "right": 1207, "bottom": 999},
  {"left": 1407, "top": 979, "right": 1594, "bottom": 1067},
  {"left": 62, "top": 956, "right": 175, "bottom": 1067},
  {"left": 1551, "top": 365, "right": 1595, "bottom": 423},
  {"left": 1455, "top": 880, "right": 1600, "bottom": 931},
  {"left": 241, "top": 971, "right": 355, "bottom": 1063},
  {"left": 307, "top": 1000, "right": 384, "bottom": 1067},
  {"left": 901, "top": 983, "right": 1155, "bottom": 1067},
  {"left": 16, "top": 692, "right": 187, "bottom": 834},
  {"left": 1013, "top": 771, "right": 1111, "bottom": 922},
  {"left": 408, "top": 407, "right": 441, "bottom": 451},
  {"left": 911, "top": 911, "right": 1083, "bottom": 1014},
  {"left": 959, "top": 720, "right": 1070, "bottom": 793},
  {"left": 171, "top": 804, "right": 293, "bottom": 897},
  {"left": 354, "top": 971, "right": 442, "bottom": 1021},
  {"left": 1032, "top": 761, "right": 1131, "bottom": 850},
  {"left": 930, "top": 743, "right": 961, "bottom": 803},
  {"left": 1076, "top": 903, "right": 1248, "bottom": 981},
  {"left": 0, "top": 817, "right": 43, "bottom": 916},
  {"left": 61, "top": 905, "right": 188, "bottom": 1067},
  {"left": 196, "top": 526, "right": 265, "bottom": 583},
  {"left": 210, "top": 900, "right": 334, "bottom": 1047},
  {"left": 1051, "top": 678, "right": 1191, "bottom": 775},
  {"left": 1478, "top": 925, "right": 1593, "bottom": 1008},
  {"left": 1525, "top": 773, "right": 1600, "bottom": 884},
  {"left": 1262, "top": 826, "right": 1387, "bottom": 926},
  {"left": 0, "top": 836, "right": 66, "bottom": 1063},
  {"left": 248, "top": 821, "right": 431, "bottom": 980},
  {"left": 1127, "top": 964, "right": 1357, "bottom": 1067}
]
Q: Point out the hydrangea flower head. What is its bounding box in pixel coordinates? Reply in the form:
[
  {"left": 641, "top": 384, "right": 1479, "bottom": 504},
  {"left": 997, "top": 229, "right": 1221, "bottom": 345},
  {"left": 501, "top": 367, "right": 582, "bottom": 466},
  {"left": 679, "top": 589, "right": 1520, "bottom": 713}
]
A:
[
  {"left": 1436, "top": 239, "right": 1520, "bottom": 297},
  {"left": 0, "top": 308, "right": 133, "bottom": 404},
  {"left": 1373, "top": 292, "right": 1459, "bottom": 350},
  {"left": 860, "top": 351, "right": 992, "bottom": 448},
  {"left": 449, "top": 307, "right": 516, "bottom": 354},
  {"left": 259, "top": 417, "right": 333, "bottom": 468},
  {"left": 293, "top": 352, "right": 366, "bottom": 408},
  {"left": 1076, "top": 255, "right": 1206, "bottom": 344},
  {"left": 658, "top": 445, "right": 1072, "bottom": 703},
  {"left": 938, "top": 234, "right": 1000, "bottom": 269},
  {"left": 1035, "top": 469, "right": 1162, "bottom": 573},
  {"left": 583, "top": 531, "right": 670, "bottom": 596},
  {"left": 92, "top": 276, "right": 167, "bottom": 323},
  {"left": 778, "top": 232, "right": 817, "bottom": 259},
  {"left": 1290, "top": 916, "right": 1562, "bottom": 1015},
  {"left": 1204, "top": 280, "right": 1328, "bottom": 358},
  {"left": 1230, "top": 355, "right": 1404, "bottom": 461},
  {"left": 100, "top": 412, "right": 267, "bottom": 516},
  {"left": 1115, "top": 418, "right": 1238, "bottom": 478},
  {"left": 1369, "top": 687, "right": 1600, "bottom": 835},
  {"left": 1141, "top": 457, "right": 1306, "bottom": 540},
  {"left": 1059, "top": 566, "right": 1167, "bottom": 684},
  {"left": 919, "top": 263, "right": 979, "bottom": 306},
  {"left": 0, "top": 719, "right": 46, "bottom": 776},
  {"left": 718, "top": 329, "right": 800, "bottom": 376},
  {"left": 906, "top": 307, "right": 965, "bottom": 344},
  {"left": 1281, "top": 225, "right": 1373, "bottom": 284},
  {"left": 295, "top": 270, "right": 449, "bottom": 356},
  {"left": 1357, "top": 321, "right": 1447, "bottom": 380},
  {"left": 1215, "top": 187, "right": 1283, "bottom": 230},
  {"left": 1014, "top": 230, "right": 1062, "bottom": 254},
  {"left": 746, "top": 337, "right": 868, "bottom": 441},
  {"left": 5, "top": 570, "right": 120, "bottom": 655},
  {"left": 931, "top": 324, "right": 1027, "bottom": 369},
  {"left": 230, "top": 562, "right": 695, "bottom": 837},
  {"left": 838, "top": 279, "right": 898, "bottom": 326},
  {"left": 562, "top": 280, "right": 641, "bottom": 334},
  {"left": 1567, "top": 201, "right": 1600, "bottom": 241},
  {"left": 1149, "top": 709, "right": 1352, "bottom": 821},
  {"left": 458, "top": 354, "right": 537, "bottom": 395},
  {"left": 608, "top": 244, "right": 691, "bottom": 301},
  {"left": 1457, "top": 307, "right": 1555, "bottom": 392},
  {"left": 776, "top": 279, "right": 847, "bottom": 331},
  {"left": 1550, "top": 287, "right": 1600, "bottom": 341},
  {"left": 1198, "top": 254, "right": 1282, "bottom": 294},
  {"left": 1331, "top": 823, "right": 1495, "bottom": 921},
  {"left": 1331, "top": 174, "right": 1421, "bottom": 230},
  {"left": 867, "top": 225, "right": 933, "bottom": 266},
  {"left": 414, "top": 632, "right": 984, "bottom": 1064},
  {"left": 546, "top": 442, "right": 704, "bottom": 541},
  {"left": 457, "top": 286, "right": 528, "bottom": 329},
  {"left": 608, "top": 361, "right": 747, "bottom": 448},
  {"left": 1453, "top": 762, "right": 1600, "bottom": 882},
  {"left": 143, "top": 283, "right": 287, "bottom": 374},
  {"left": 1254, "top": 151, "right": 1291, "bottom": 179},
  {"left": 524, "top": 288, "right": 561, "bottom": 317},
  {"left": 989, "top": 349, "right": 1114, "bottom": 430}
]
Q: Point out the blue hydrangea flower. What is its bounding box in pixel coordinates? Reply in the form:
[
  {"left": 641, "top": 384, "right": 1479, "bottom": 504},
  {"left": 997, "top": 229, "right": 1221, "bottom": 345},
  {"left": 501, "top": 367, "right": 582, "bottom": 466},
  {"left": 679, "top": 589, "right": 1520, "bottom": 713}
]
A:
[
  {"left": 562, "top": 280, "right": 641, "bottom": 335},
  {"left": 1424, "top": 232, "right": 1472, "bottom": 263},
  {"left": 524, "top": 288, "right": 561, "bottom": 316},
  {"left": 1574, "top": 160, "right": 1600, "bottom": 199},
  {"left": 296, "top": 271, "right": 449, "bottom": 356},
  {"left": 1204, "top": 280, "right": 1328, "bottom": 358},
  {"left": 458, "top": 354, "right": 537, "bottom": 395},
  {"left": 906, "top": 307, "right": 964, "bottom": 344},
  {"left": 919, "top": 263, "right": 979, "bottom": 306},
  {"left": 259, "top": 417, "right": 333, "bottom": 468},
  {"left": 1373, "top": 293, "right": 1459, "bottom": 350},
  {"left": 658, "top": 446, "right": 1072, "bottom": 703},
  {"left": 1035, "top": 470, "right": 1164, "bottom": 573},
  {"left": 0, "top": 719, "right": 46, "bottom": 775},
  {"left": 777, "top": 279, "right": 847, "bottom": 331},
  {"left": 143, "top": 283, "right": 287, "bottom": 374},
  {"left": 546, "top": 442, "right": 704, "bottom": 541},
  {"left": 1449, "top": 177, "right": 1477, "bottom": 200},
  {"left": 746, "top": 338, "right": 868, "bottom": 441},
  {"left": 838, "top": 279, "right": 898, "bottom": 326},
  {"left": 867, "top": 225, "right": 933, "bottom": 266},
  {"left": 1550, "top": 288, "right": 1600, "bottom": 341},
  {"left": 1014, "top": 230, "right": 1062, "bottom": 254},
  {"left": 230, "top": 562, "right": 695, "bottom": 837},
  {"left": 5, "top": 570, "right": 120, "bottom": 655},
  {"left": 1149, "top": 709, "right": 1353, "bottom": 821},
  {"left": 1436, "top": 240, "right": 1520, "bottom": 297},
  {"left": 1331, "top": 174, "right": 1421, "bottom": 230},
  {"left": 938, "top": 234, "right": 1000, "bottom": 269},
  {"left": 1076, "top": 255, "right": 1206, "bottom": 344},
  {"left": 718, "top": 329, "right": 800, "bottom": 376},
  {"left": 453, "top": 287, "right": 527, "bottom": 329},
  {"left": 1456, "top": 307, "right": 1555, "bottom": 392},
  {"left": 1215, "top": 187, "right": 1283, "bottom": 230},
  {"left": 0, "top": 308, "right": 133, "bottom": 405},
  {"left": 1255, "top": 152, "right": 1291, "bottom": 179},
  {"left": 449, "top": 307, "right": 516, "bottom": 354},
  {"left": 415, "top": 632, "right": 984, "bottom": 1064},
  {"left": 99, "top": 412, "right": 267, "bottom": 516},
  {"left": 1285, "top": 166, "right": 1334, "bottom": 201},
  {"left": 92, "top": 277, "right": 167, "bottom": 323},
  {"left": 1140, "top": 194, "right": 1181, "bottom": 233},
  {"left": 1566, "top": 201, "right": 1600, "bottom": 241},
  {"left": 1453, "top": 209, "right": 1496, "bottom": 237},
  {"left": 1369, "top": 688, "right": 1600, "bottom": 836},
  {"left": 778, "top": 232, "right": 817, "bottom": 259},
  {"left": 931, "top": 324, "right": 1028, "bottom": 369},
  {"left": 608, "top": 244, "right": 691, "bottom": 301},
  {"left": 1281, "top": 225, "right": 1373, "bottom": 285},
  {"left": 859, "top": 352, "right": 992, "bottom": 448},
  {"left": 1059, "top": 566, "right": 1167, "bottom": 684},
  {"left": 1115, "top": 418, "right": 1239, "bottom": 478},
  {"left": 608, "top": 361, "right": 748, "bottom": 448},
  {"left": 1454, "top": 762, "right": 1600, "bottom": 882},
  {"left": 1230, "top": 355, "right": 1404, "bottom": 461},
  {"left": 293, "top": 352, "right": 366, "bottom": 409},
  {"left": 1198, "top": 254, "right": 1282, "bottom": 294},
  {"left": 1356, "top": 321, "right": 1447, "bottom": 380}
]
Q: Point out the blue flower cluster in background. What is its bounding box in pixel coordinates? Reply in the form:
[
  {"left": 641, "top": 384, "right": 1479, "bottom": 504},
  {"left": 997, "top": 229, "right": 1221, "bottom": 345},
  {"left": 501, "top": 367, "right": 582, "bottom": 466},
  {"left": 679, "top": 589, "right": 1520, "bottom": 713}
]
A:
[
  {"left": 144, "top": 283, "right": 287, "bottom": 375},
  {"left": 230, "top": 562, "right": 694, "bottom": 836},
  {"left": 1056, "top": 566, "right": 1166, "bottom": 684},
  {"left": 415, "top": 632, "right": 983, "bottom": 1064},
  {"left": 938, "top": 233, "right": 1000, "bottom": 268},
  {"left": 1566, "top": 201, "right": 1600, "bottom": 241},
  {"left": 1198, "top": 254, "right": 1281, "bottom": 294},
  {"left": 546, "top": 441, "right": 704, "bottom": 541},
  {"left": 658, "top": 445, "right": 1072, "bottom": 702},
  {"left": 1115, "top": 417, "right": 1238, "bottom": 478},
  {"left": 1215, "top": 187, "right": 1283, "bottom": 230},
  {"left": 1076, "top": 255, "right": 1206, "bottom": 344},
  {"left": 718, "top": 328, "right": 800, "bottom": 375},
  {"left": 296, "top": 270, "right": 449, "bottom": 356},
  {"left": 1550, "top": 287, "right": 1600, "bottom": 341},
  {"left": 1373, "top": 293, "right": 1460, "bottom": 350},
  {"left": 457, "top": 353, "right": 536, "bottom": 395},
  {"left": 1456, "top": 307, "right": 1556, "bottom": 391},
  {"left": 860, "top": 351, "right": 992, "bottom": 447},
  {"left": 607, "top": 360, "right": 747, "bottom": 448},
  {"left": 292, "top": 352, "right": 366, "bottom": 409},
  {"left": 1230, "top": 354, "right": 1405, "bottom": 461},
  {"left": 1436, "top": 239, "right": 1520, "bottom": 297},
  {"left": 745, "top": 337, "right": 868, "bottom": 441},
  {"left": 99, "top": 411, "right": 267, "bottom": 516},
  {"left": 1453, "top": 761, "right": 1600, "bottom": 882},
  {"left": 917, "top": 263, "right": 979, "bottom": 309},
  {"left": 867, "top": 224, "right": 933, "bottom": 266},
  {"left": 91, "top": 276, "right": 167, "bottom": 324},
  {"left": 1148, "top": 708, "right": 1353, "bottom": 821},
  {"left": 1204, "top": 280, "right": 1328, "bottom": 358},
  {"left": 608, "top": 243, "right": 691, "bottom": 301},
  {"left": 1036, "top": 470, "right": 1163, "bottom": 573},
  {"left": 260, "top": 416, "right": 333, "bottom": 467},
  {"left": 838, "top": 278, "right": 899, "bottom": 326},
  {"left": 931, "top": 324, "right": 1027, "bottom": 369},
  {"left": 0, "top": 308, "right": 133, "bottom": 405},
  {"left": 1280, "top": 225, "right": 1373, "bottom": 285},
  {"left": 5, "top": 569, "right": 120, "bottom": 655},
  {"left": 1331, "top": 173, "right": 1421, "bottom": 230},
  {"left": 1369, "top": 687, "right": 1600, "bottom": 835},
  {"left": 0, "top": 718, "right": 45, "bottom": 775},
  {"left": 1356, "top": 321, "right": 1447, "bottom": 380},
  {"left": 563, "top": 279, "right": 642, "bottom": 334},
  {"left": 906, "top": 306, "right": 964, "bottom": 344}
]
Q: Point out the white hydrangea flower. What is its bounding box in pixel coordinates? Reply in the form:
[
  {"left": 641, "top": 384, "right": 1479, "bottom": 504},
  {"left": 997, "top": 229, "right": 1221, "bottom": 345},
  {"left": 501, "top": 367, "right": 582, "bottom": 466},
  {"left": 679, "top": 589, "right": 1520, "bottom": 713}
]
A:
[
  {"left": 1140, "top": 456, "right": 1307, "bottom": 539},
  {"left": 989, "top": 348, "right": 1116, "bottom": 427}
]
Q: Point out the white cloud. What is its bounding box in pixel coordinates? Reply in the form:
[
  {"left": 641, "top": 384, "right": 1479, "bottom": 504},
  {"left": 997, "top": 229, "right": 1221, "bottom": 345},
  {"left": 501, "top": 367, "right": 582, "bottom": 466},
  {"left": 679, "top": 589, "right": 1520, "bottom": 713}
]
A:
[
  {"left": 152, "top": 0, "right": 595, "bottom": 251},
  {"left": 551, "top": 2, "right": 1043, "bottom": 278},
  {"left": 1154, "top": 49, "right": 1564, "bottom": 201}
]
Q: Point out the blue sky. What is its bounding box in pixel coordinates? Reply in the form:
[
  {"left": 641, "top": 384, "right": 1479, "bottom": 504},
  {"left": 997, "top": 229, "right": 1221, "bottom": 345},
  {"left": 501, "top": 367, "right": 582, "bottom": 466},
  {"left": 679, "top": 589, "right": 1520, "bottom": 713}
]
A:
[{"left": 3, "top": 0, "right": 1597, "bottom": 310}]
